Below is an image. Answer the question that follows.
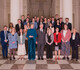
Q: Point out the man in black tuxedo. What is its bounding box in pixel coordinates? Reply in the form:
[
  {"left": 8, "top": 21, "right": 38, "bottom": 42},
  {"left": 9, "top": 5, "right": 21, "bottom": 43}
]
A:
[
  {"left": 15, "top": 19, "right": 24, "bottom": 33},
  {"left": 65, "top": 18, "right": 72, "bottom": 30}
]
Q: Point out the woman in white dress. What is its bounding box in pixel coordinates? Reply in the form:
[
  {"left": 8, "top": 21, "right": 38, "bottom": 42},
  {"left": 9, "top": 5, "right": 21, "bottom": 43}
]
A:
[{"left": 17, "top": 29, "right": 26, "bottom": 60}]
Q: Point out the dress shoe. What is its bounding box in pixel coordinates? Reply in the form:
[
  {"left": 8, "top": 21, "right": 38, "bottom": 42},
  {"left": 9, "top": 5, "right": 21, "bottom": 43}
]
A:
[
  {"left": 55, "top": 57, "right": 57, "bottom": 60},
  {"left": 41, "top": 58, "right": 44, "bottom": 60},
  {"left": 67, "top": 57, "right": 69, "bottom": 60},
  {"left": 13, "top": 56, "right": 15, "bottom": 60},
  {"left": 6, "top": 56, "right": 8, "bottom": 59},
  {"left": 58, "top": 57, "right": 60, "bottom": 60},
  {"left": 76, "top": 59, "right": 78, "bottom": 61},
  {"left": 38, "top": 58, "right": 40, "bottom": 60},
  {"left": 62, "top": 56, "right": 65, "bottom": 60},
  {"left": 3, "top": 57, "right": 5, "bottom": 59}
]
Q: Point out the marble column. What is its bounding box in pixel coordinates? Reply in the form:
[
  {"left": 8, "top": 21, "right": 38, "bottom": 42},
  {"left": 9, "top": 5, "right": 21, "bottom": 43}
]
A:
[
  {"left": 55, "top": 0, "right": 60, "bottom": 16},
  {"left": 23, "top": 0, "right": 28, "bottom": 17},
  {"left": 60, "top": 0, "right": 63, "bottom": 17},
  {"left": 19, "top": 0, "right": 23, "bottom": 16},
  {"left": 10, "top": 0, "right": 23, "bottom": 26},
  {"left": 73, "top": 0, "right": 80, "bottom": 33},
  {"left": 60, "top": 0, "right": 72, "bottom": 23},
  {"left": 0, "top": 0, "right": 8, "bottom": 30}
]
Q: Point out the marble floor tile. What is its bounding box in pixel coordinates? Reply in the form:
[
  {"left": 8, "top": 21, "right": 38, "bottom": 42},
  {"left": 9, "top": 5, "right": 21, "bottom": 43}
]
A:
[
  {"left": 11, "top": 64, "right": 24, "bottom": 69},
  {"left": 23, "top": 64, "right": 36, "bottom": 69},
  {"left": 48, "top": 64, "right": 61, "bottom": 69},
  {"left": 68, "top": 60, "right": 80, "bottom": 64},
  {"left": 36, "top": 64, "right": 47, "bottom": 69},
  {"left": 14, "top": 60, "right": 27, "bottom": 64},
  {"left": 47, "top": 60, "right": 58, "bottom": 64},
  {"left": 0, "top": 60, "right": 7, "bottom": 64},
  {"left": 26, "top": 60, "right": 36, "bottom": 64},
  {"left": 0, "top": 56, "right": 2, "bottom": 59},
  {"left": 70, "top": 64, "right": 80, "bottom": 69},
  {"left": 57, "top": 60, "right": 69, "bottom": 64},
  {"left": 0, "top": 64, "right": 13, "bottom": 69},
  {"left": 78, "top": 60, "right": 80, "bottom": 62},
  {"left": 60, "top": 64, "right": 73, "bottom": 69},
  {"left": 4, "top": 60, "right": 16, "bottom": 64},
  {"left": 36, "top": 69, "right": 49, "bottom": 70},
  {"left": 61, "top": 69, "right": 75, "bottom": 70},
  {"left": 36, "top": 60, "right": 47, "bottom": 64}
]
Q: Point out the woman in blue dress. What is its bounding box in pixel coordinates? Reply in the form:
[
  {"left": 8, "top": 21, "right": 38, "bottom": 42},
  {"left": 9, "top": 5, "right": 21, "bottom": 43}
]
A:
[
  {"left": 8, "top": 28, "right": 18, "bottom": 60},
  {"left": 26, "top": 24, "right": 37, "bottom": 60}
]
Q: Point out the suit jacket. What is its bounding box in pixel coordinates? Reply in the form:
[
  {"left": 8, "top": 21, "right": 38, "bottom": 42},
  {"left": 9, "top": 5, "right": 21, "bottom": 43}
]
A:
[
  {"left": 36, "top": 21, "right": 40, "bottom": 29},
  {"left": 50, "top": 20, "right": 56, "bottom": 27},
  {"left": 60, "top": 22, "right": 64, "bottom": 30},
  {"left": 37, "top": 29, "right": 45, "bottom": 44},
  {"left": 61, "top": 29, "right": 71, "bottom": 42},
  {"left": 0, "top": 31, "right": 9, "bottom": 46},
  {"left": 54, "top": 32, "right": 61, "bottom": 43},
  {"left": 21, "top": 19, "right": 26, "bottom": 25},
  {"left": 65, "top": 22, "right": 72, "bottom": 30},
  {"left": 70, "top": 32, "right": 80, "bottom": 46},
  {"left": 15, "top": 23, "right": 24, "bottom": 33}
]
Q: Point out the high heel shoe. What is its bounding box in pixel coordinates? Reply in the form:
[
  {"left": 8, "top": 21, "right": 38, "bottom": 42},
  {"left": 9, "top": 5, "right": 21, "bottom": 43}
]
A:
[
  {"left": 13, "top": 56, "right": 15, "bottom": 60},
  {"left": 58, "top": 57, "right": 60, "bottom": 60},
  {"left": 10, "top": 57, "right": 12, "bottom": 60},
  {"left": 55, "top": 57, "right": 57, "bottom": 60}
]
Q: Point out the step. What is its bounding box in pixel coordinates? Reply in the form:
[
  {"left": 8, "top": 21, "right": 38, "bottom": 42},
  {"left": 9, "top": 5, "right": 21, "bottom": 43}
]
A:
[{"left": 15, "top": 55, "right": 71, "bottom": 60}]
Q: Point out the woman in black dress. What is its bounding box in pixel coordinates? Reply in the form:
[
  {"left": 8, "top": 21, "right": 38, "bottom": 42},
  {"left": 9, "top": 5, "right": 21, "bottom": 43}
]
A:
[{"left": 45, "top": 28, "right": 54, "bottom": 59}]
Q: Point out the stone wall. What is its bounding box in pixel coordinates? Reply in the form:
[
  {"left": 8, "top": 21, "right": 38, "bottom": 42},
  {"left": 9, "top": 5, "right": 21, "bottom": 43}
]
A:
[
  {"left": 55, "top": 0, "right": 60, "bottom": 16},
  {"left": 1, "top": 0, "right": 80, "bottom": 32},
  {"left": 0, "top": 0, "right": 10, "bottom": 30},
  {"left": 23, "top": 0, "right": 60, "bottom": 18},
  {"left": 73, "top": 0, "right": 80, "bottom": 33}
]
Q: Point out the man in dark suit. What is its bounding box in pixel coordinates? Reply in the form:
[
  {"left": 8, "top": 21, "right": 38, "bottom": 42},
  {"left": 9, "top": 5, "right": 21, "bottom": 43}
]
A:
[
  {"left": 50, "top": 17, "right": 56, "bottom": 27},
  {"left": 36, "top": 23, "right": 45, "bottom": 60},
  {"left": 0, "top": 25, "right": 9, "bottom": 59},
  {"left": 65, "top": 18, "right": 72, "bottom": 30},
  {"left": 59, "top": 17, "right": 64, "bottom": 30},
  {"left": 15, "top": 19, "right": 24, "bottom": 33},
  {"left": 21, "top": 15, "right": 26, "bottom": 25}
]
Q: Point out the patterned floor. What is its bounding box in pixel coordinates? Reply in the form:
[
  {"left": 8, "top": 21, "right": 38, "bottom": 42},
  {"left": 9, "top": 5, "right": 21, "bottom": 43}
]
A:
[
  {"left": 0, "top": 46, "right": 80, "bottom": 70},
  {"left": 0, "top": 55, "right": 80, "bottom": 70}
]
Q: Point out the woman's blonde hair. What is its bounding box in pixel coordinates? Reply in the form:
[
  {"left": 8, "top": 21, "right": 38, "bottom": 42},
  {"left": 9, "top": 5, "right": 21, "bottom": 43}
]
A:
[
  {"left": 30, "top": 23, "right": 34, "bottom": 28},
  {"left": 47, "top": 27, "right": 52, "bottom": 35},
  {"left": 11, "top": 27, "right": 16, "bottom": 33}
]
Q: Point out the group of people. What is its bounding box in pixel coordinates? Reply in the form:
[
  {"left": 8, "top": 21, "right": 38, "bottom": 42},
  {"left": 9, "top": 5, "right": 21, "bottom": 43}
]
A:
[{"left": 0, "top": 14, "right": 80, "bottom": 61}]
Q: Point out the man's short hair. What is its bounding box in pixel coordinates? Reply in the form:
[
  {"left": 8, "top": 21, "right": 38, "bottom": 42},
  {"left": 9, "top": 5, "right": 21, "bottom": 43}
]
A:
[
  {"left": 65, "top": 18, "right": 69, "bottom": 20},
  {"left": 18, "top": 19, "right": 21, "bottom": 21},
  {"left": 3, "top": 25, "right": 7, "bottom": 28}
]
